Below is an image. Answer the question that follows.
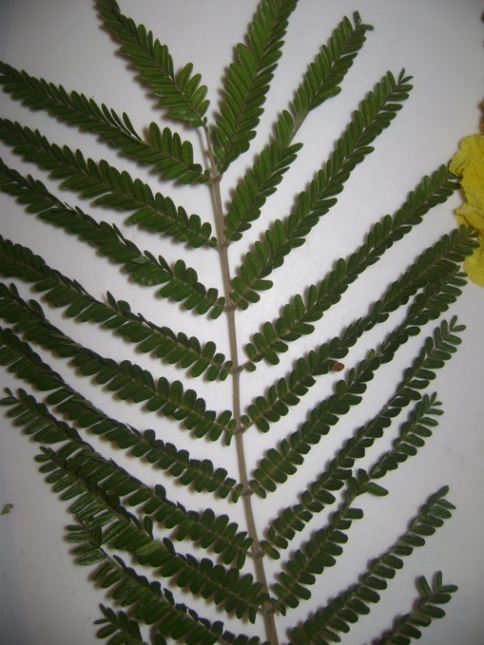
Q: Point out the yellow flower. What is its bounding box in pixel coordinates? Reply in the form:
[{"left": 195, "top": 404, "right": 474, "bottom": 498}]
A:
[
  {"left": 449, "top": 133, "right": 484, "bottom": 176},
  {"left": 454, "top": 202, "right": 484, "bottom": 233},
  {"left": 450, "top": 132, "right": 484, "bottom": 287},
  {"left": 460, "top": 160, "right": 484, "bottom": 209}
]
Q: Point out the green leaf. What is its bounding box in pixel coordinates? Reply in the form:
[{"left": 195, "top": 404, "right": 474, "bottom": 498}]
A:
[
  {"left": 214, "top": 0, "right": 298, "bottom": 169},
  {"left": 0, "top": 61, "right": 209, "bottom": 184},
  {"left": 96, "top": 0, "right": 209, "bottom": 126},
  {"left": 243, "top": 164, "right": 459, "bottom": 363},
  {"left": 0, "top": 123, "right": 216, "bottom": 248},
  {"left": 231, "top": 69, "right": 413, "bottom": 308}
]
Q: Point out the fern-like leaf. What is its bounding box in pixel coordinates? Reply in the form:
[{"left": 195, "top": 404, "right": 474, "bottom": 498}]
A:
[
  {"left": 263, "top": 382, "right": 446, "bottom": 554},
  {"left": 244, "top": 228, "right": 473, "bottom": 436},
  {"left": 0, "top": 216, "right": 224, "bottom": 320},
  {"left": 224, "top": 12, "right": 373, "bottom": 241},
  {"left": 0, "top": 238, "right": 228, "bottom": 372},
  {"left": 245, "top": 164, "right": 458, "bottom": 364},
  {"left": 0, "top": 289, "right": 234, "bottom": 440},
  {"left": 249, "top": 263, "right": 467, "bottom": 493},
  {"left": 0, "top": 121, "right": 215, "bottom": 248},
  {"left": 213, "top": 0, "right": 298, "bottom": 170},
  {"left": 0, "top": 61, "right": 209, "bottom": 184},
  {"left": 36, "top": 445, "right": 268, "bottom": 623},
  {"left": 231, "top": 69, "right": 413, "bottom": 308},
  {"left": 371, "top": 572, "right": 458, "bottom": 645},
  {"left": 88, "top": 544, "right": 264, "bottom": 644},
  {"left": 0, "top": 3, "right": 476, "bottom": 643},
  {"left": 287, "top": 487, "right": 455, "bottom": 641},
  {"left": 1, "top": 389, "right": 250, "bottom": 566},
  {"left": 96, "top": 0, "right": 209, "bottom": 127}
]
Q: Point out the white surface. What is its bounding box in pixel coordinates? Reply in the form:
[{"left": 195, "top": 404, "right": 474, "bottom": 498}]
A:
[{"left": 0, "top": 1, "right": 483, "bottom": 644}]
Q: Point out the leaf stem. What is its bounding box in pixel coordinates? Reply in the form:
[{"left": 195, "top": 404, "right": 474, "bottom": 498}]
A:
[{"left": 204, "top": 125, "right": 279, "bottom": 644}]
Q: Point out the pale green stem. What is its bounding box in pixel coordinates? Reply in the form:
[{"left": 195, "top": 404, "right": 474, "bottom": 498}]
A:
[{"left": 203, "top": 125, "right": 279, "bottom": 645}]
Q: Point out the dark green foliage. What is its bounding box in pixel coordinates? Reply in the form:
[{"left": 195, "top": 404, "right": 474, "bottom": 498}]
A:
[
  {"left": 288, "top": 488, "right": 456, "bottom": 643},
  {"left": 230, "top": 70, "right": 413, "bottom": 309},
  {"left": 96, "top": 0, "right": 210, "bottom": 128},
  {"left": 275, "top": 485, "right": 454, "bottom": 616},
  {"left": 223, "top": 12, "right": 373, "bottom": 241},
  {"left": 370, "top": 572, "right": 458, "bottom": 645},
  {"left": 244, "top": 165, "right": 459, "bottom": 363},
  {"left": 259, "top": 319, "right": 460, "bottom": 551},
  {"left": 0, "top": 2, "right": 469, "bottom": 644},
  {"left": 0, "top": 121, "right": 216, "bottom": 248},
  {"left": 35, "top": 444, "right": 267, "bottom": 622},
  {"left": 0, "top": 236, "right": 228, "bottom": 368},
  {"left": 214, "top": 0, "right": 299, "bottom": 170},
  {"left": 1, "top": 388, "right": 250, "bottom": 565},
  {"left": 244, "top": 232, "right": 472, "bottom": 437},
  {"left": 0, "top": 61, "right": 209, "bottom": 184}
]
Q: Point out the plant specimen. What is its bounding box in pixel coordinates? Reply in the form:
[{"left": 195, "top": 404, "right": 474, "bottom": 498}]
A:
[{"left": 0, "top": 1, "right": 481, "bottom": 643}]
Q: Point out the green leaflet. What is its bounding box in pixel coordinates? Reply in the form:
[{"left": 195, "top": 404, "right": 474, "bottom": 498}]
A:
[
  {"left": 287, "top": 487, "right": 456, "bottom": 640},
  {"left": 0, "top": 61, "right": 209, "bottom": 184},
  {"left": 214, "top": 0, "right": 299, "bottom": 170},
  {"left": 224, "top": 12, "right": 373, "bottom": 241},
  {"left": 96, "top": 0, "right": 209, "bottom": 127},
  {"left": 37, "top": 445, "right": 267, "bottom": 623},
  {"left": 230, "top": 69, "right": 413, "bottom": 309},
  {"left": 244, "top": 164, "right": 459, "bottom": 364},
  {"left": 261, "top": 369, "right": 448, "bottom": 553},
  {"left": 273, "top": 473, "right": 454, "bottom": 612},
  {"left": 1, "top": 389, "right": 250, "bottom": 566},
  {"left": 0, "top": 233, "right": 228, "bottom": 368},
  {"left": 244, "top": 228, "right": 474, "bottom": 436},
  {"left": 370, "top": 572, "right": 458, "bottom": 645},
  {"left": 0, "top": 121, "right": 216, "bottom": 248},
  {"left": 0, "top": 2, "right": 473, "bottom": 644},
  {"left": 0, "top": 290, "right": 234, "bottom": 440},
  {"left": 252, "top": 315, "right": 464, "bottom": 505},
  {"left": 0, "top": 336, "right": 240, "bottom": 499}
]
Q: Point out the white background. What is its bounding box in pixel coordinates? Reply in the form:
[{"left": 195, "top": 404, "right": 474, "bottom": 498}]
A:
[{"left": 0, "top": 1, "right": 483, "bottom": 644}]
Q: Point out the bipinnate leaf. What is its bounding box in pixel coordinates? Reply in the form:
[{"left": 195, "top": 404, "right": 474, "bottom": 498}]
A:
[
  {"left": 245, "top": 228, "right": 473, "bottom": 441},
  {"left": 1, "top": 389, "right": 250, "bottom": 566},
  {"left": 371, "top": 572, "right": 458, "bottom": 645},
  {"left": 0, "top": 375, "right": 241, "bottom": 503},
  {"left": 0, "top": 3, "right": 473, "bottom": 643},
  {"left": 263, "top": 382, "right": 447, "bottom": 553},
  {"left": 0, "top": 207, "right": 225, "bottom": 317},
  {"left": 0, "top": 289, "right": 234, "bottom": 441},
  {"left": 0, "top": 248, "right": 226, "bottom": 374},
  {"left": 245, "top": 164, "right": 459, "bottom": 364},
  {"left": 36, "top": 445, "right": 268, "bottom": 623}
]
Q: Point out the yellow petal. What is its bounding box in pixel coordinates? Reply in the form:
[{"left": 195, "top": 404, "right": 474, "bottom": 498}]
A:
[
  {"left": 454, "top": 203, "right": 484, "bottom": 234},
  {"left": 449, "top": 134, "right": 484, "bottom": 176},
  {"left": 463, "top": 240, "right": 484, "bottom": 287},
  {"left": 460, "top": 162, "right": 484, "bottom": 209}
]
